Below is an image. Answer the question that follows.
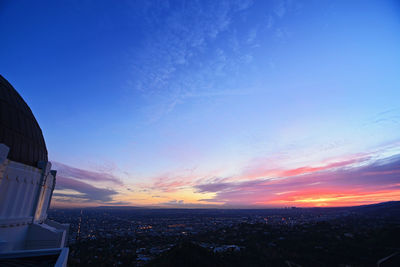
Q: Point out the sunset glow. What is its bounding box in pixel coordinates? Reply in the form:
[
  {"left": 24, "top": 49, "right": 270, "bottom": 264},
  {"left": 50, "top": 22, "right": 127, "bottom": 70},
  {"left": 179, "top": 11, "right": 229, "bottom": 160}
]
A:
[{"left": 1, "top": 0, "right": 399, "bottom": 208}]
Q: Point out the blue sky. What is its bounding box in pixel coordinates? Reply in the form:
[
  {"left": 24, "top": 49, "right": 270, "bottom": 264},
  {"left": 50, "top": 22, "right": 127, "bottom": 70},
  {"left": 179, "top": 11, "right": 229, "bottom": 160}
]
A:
[{"left": 1, "top": 0, "right": 399, "bottom": 207}]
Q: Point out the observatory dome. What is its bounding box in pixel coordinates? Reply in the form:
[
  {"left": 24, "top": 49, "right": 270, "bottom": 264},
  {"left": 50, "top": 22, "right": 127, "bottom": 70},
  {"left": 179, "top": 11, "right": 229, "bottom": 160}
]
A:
[
  {"left": 0, "top": 75, "right": 48, "bottom": 167},
  {"left": 0, "top": 75, "right": 68, "bottom": 264}
]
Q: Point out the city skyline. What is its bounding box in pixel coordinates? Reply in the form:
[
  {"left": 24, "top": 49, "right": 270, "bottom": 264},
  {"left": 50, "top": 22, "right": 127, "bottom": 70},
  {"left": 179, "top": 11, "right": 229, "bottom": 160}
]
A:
[{"left": 1, "top": 0, "right": 399, "bottom": 208}]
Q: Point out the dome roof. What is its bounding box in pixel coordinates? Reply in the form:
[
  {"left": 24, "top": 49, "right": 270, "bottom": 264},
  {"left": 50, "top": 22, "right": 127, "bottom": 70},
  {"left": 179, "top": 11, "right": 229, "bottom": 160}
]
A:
[{"left": 0, "top": 75, "right": 48, "bottom": 167}]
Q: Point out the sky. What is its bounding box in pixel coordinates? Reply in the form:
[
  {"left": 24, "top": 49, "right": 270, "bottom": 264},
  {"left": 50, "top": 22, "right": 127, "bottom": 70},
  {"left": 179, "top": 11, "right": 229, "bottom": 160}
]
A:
[{"left": 0, "top": 0, "right": 400, "bottom": 208}]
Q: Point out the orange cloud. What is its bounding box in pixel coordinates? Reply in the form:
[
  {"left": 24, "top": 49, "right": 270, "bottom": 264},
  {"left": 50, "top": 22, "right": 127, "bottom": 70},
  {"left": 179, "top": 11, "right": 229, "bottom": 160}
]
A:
[{"left": 196, "top": 153, "right": 400, "bottom": 207}]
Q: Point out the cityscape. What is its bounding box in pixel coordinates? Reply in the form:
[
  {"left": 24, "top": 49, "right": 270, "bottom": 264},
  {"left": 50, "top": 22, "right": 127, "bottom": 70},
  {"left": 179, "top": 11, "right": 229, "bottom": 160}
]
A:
[
  {"left": 1, "top": 0, "right": 400, "bottom": 266},
  {"left": 49, "top": 201, "right": 400, "bottom": 266}
]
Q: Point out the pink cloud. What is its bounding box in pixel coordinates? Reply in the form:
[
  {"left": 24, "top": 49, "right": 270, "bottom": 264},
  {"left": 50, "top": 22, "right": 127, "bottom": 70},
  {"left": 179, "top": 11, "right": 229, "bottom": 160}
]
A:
[
  {"left": 53, "top": 162, "right": 123, "bottom": 185},
  {"left": 54, "top": 176, "right": 118, "bottom": 203},
  {"left": 241, "top": 156, "right": 369, "bottom": 180},
  {"left": 196, "top": 154, "right": 400, "bottom": 207}
]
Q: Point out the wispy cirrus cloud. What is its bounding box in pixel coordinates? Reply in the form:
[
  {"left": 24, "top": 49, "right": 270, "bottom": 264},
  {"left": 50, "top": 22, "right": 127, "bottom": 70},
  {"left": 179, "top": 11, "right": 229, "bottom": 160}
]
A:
[
  {"left": 53, "top": 162, "right": 123, "bottom": 185},
  {"left": 128, "top": 0, "right": 258, "bottom": 121},
  {"left": 151, "top": 178, "right": 189, "bottom": 193},
  {"left": 195, "top": 182, "right": 232, "bottom": 194},
  {"left": 195, "top": 154, "right": 400, "bottom": 207},
  {"left": 239, "top": 155, "right": 370, "bottom": 181},
  {"left": 51, "top": 162, "right": 123, "bottom": 207},
  {"left": 144, "top": 169, "right": 229, "bottom": 194},
  {"left": 54, "top": 176, "right": 118, "bottom": 203},
  {"left": 131, "top": 143, "right": 400, "bottom": 208}
]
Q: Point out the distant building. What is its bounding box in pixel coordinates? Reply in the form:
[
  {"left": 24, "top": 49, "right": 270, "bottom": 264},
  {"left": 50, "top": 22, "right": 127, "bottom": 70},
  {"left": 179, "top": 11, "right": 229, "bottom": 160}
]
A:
[{"left": 0, "top": 75, "right": 68, "bottom": 266}]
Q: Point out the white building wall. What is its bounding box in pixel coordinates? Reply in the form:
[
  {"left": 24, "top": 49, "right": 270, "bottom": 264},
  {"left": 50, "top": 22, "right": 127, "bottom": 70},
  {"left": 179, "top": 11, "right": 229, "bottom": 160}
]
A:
[
  {"left": 0, "top": 225, "right": 30, "bottom": 251},
  {"left": 34, "top": 172, "right": 55, "bottom": 223},
  {"left": 24, "top": 223, "right": 66, "bottom": 250},
  {"left": 0, "top": 160, "right": 42, "bottom": 220},
  {"left": 0, "top": 144, "right": 65, "bottom": 253}
]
